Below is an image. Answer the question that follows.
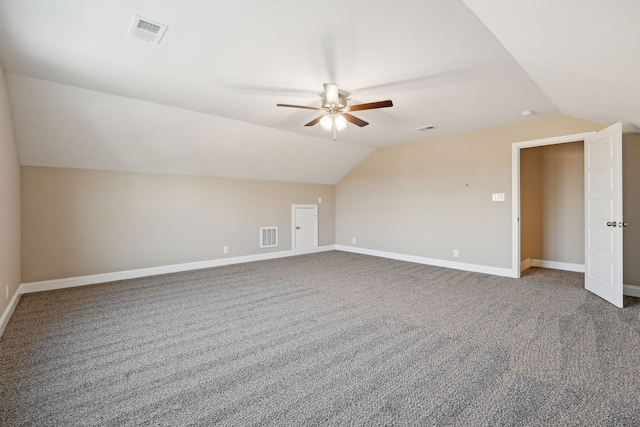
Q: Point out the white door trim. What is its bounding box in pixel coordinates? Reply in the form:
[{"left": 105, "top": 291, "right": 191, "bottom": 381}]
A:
[
  {"left": 511, "top": 131, "right": 596, "bottom": 278},
  {"left": 291, "top": 204, "right": 318, "bottom": 250}
]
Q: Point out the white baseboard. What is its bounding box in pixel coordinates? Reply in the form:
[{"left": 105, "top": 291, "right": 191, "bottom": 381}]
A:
[
  {"left": 530, "top": 259, "right": 585, "bottom": 273},
  {"left": 520, "top": 258, "right": 532, "bottom": 272},
  {"left": 21, "top": 245, "right": 336, "bottom": 294},
  {"left": 16, "top": 244, "right": 517, "bottom": 297},
  {"left": 0, "top": 286, "right": 22, "bottom": 337},
  {"left": 624, "top": 284, "right": 640, "bottom": 298},
  {"left": 335, "top": 245, "right": 517, "bottom": 278}
]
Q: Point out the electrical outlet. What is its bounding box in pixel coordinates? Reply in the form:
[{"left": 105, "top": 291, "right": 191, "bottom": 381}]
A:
[
  {"left": 223, "top": 246, "right": 229, "bottom": 254},
  {"left": 453, "top": 249, "right": 459, "bottom": 258},
  {"left": 352, "top": 237, "right": 356, "bottom": 244}
]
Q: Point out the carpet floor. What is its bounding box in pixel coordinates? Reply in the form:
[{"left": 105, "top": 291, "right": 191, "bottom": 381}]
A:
[{"left": 1, "top": 251, "right": 639, "bottom": 426}]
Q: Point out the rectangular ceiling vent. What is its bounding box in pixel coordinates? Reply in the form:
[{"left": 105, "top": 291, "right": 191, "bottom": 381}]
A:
[
  {"left": 129, "top": 15, "right": 168, "bottom": 44},
  {"left": 260, "top": 227, "right": 278, "bottom": 248}
]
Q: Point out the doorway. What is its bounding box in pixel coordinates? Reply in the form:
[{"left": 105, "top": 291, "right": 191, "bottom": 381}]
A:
[
  {"left": 511, "top": 124, "right": 625, "bottom": 307},
  {"left": 292, "top": 204, "right": 318, "bottom": 250},
  {"left": 520, "top": 141, "right": 585, "bottom": 273}
]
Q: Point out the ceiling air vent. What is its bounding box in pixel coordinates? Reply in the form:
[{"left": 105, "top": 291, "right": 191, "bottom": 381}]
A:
[
  {"left": 260, "top": 227, "right": 278, "bottom": 248},
  {"left": 129, "top": 16, "right": 168, "bottom": 44}
]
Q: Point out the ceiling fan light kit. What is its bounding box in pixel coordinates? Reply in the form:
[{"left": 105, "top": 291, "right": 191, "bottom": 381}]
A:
[
  {"left": 277, "top": 83, "right": 393, "bottom": 140},
  {"left": 320, "top": 113, "right": 347, "bottom": 132}
]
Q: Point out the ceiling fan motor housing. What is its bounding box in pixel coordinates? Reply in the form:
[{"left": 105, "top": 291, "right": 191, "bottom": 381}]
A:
[{"left": 322, "top": 95, "right": 347, "bottom": 110}]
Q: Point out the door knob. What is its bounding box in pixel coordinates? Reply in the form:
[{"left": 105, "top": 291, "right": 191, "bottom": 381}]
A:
[
  {"left": 607, "top": 222, "right": 613, "bottom": 227},
  {"left": 296, "top": 226, "right": 301, "bottom": 229},
  {"left": 621, "top": 222, "right": 628, "bottom": 227}
]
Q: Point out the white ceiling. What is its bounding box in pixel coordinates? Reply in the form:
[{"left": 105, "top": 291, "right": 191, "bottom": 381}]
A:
[
  {"left": 0, "top": 0, "right": 636, "bottom": 183},
  {"left": 463, "top": 0, "right": 640, "bottom": 134}
]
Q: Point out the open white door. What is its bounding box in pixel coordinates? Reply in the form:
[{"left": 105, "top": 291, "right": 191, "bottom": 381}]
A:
[{"left": 585, "top": 123, "right": 623, "bottom": 307}]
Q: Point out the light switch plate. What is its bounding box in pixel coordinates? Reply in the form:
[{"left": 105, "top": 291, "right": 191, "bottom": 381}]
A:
[{"left": 492, "top": 193, "right": 505, "bottom": 202}]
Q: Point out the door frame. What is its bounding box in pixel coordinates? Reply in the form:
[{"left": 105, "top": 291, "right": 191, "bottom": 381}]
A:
[
  {"left": 291, "top": 204, "right": 318, "bottom": 250},
  {"left": 511, "top": 131, "right": 596, "bottom": 278}
]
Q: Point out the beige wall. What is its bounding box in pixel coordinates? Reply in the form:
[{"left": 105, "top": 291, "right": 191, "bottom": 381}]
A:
[
  {"left": 0, "top": 64, "right": 21, "bottom": 316},
  {"left": 520, "top": 147, "right": 543, "bottom": 261},
  {"left": 542, "top": 142, "right": 584, "bottom": 264},
  {"left": 336, "top": 115, "right": 604, "bottom": 269},
  {"left": 22, "top": 167, "right": 335, "bottom": 282},
  {"left": 623, "top": 133, "right": 640, "bottom": 286},
  {"left": 521, "top": 142, "right": 584, "bottom": 264}
]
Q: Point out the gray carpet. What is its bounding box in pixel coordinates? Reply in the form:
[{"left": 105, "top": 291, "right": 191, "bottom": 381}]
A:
[{"left": 1, "top": 251, "right": 640, "bottom": 426}]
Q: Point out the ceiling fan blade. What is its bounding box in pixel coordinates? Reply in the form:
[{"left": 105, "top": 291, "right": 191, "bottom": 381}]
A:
[
  {"left": 276, "top": 104, "right": 321, "bottom": 110},
  {"left": 324, "top": 83, "right": 339, "bottom": 105},
  {"left": 343, "top": 113, "right": 369, "bottom": 127},
  {"left": 305, "top": 116, "right": 324, "bottom": 127},
  {"left": 348, "top": 100, "right": 393, "bottom": 111}
]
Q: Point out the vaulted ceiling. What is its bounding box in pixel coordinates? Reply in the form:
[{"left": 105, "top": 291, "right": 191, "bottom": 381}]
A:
[{"left": 0, "top": 0, "right": 637, "bottom": 184}]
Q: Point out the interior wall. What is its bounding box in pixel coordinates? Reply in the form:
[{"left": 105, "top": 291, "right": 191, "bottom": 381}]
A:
[
  {"left": 520, "top": 147, "right": 542, "bottom": 262},
  {"left": 542, "top": 142, "right": 585, "bottom": 264},
  {"left": 623, "top": 133, "right": 640, "bottom": 286},
  {"left": 0, "top": 63, "right": 21, "bottom": 316},
  {"left": 336, "top": 115, "right": 604, "bottom": 269},
  {"left": 520, "top": 142, "right": 584, "bottom": 265},
  {"left": 22, "top": 167, "right": 335, "bottom": 282}
]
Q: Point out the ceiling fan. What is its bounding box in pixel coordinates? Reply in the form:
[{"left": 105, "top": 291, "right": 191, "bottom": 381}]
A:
[{"left": 277, "top": 83, "right": 393, "bottom": 140}]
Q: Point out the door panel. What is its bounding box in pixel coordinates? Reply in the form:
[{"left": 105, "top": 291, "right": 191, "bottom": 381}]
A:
[
  {"left": 584, "top": 123, "right": 623, "bottom": 307},
  {"left": 588, "top": 137, "right": 613, "bottom": 163},
  {"left": 589, "top": 228, "right": 612, "bottom": 252},
  {"left": 589, "top": 255, "right": 613, "bottom": 283},
  {"left": 588, "top": 168, "right": 613, "bottom": 192},
  {"left": 588, "top": 199, "right": 612, "bottom": 220}
]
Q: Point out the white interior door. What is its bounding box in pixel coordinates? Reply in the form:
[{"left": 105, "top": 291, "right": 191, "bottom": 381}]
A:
[
  {"left": 585, "top": 123, "right": 623, "bottom": 307},
  {"left": 292, "top": 205, "right": 318, "bottom": 250}
]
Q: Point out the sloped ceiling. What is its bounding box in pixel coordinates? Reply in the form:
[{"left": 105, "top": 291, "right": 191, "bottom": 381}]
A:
[
  {"left": 0, "top": 0, "right": 636, "bottom": 184},
  {"left": 462, "top": 0, "right": 640, "bottom": 134}
]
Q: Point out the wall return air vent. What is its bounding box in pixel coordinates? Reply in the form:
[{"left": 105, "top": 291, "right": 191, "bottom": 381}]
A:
[
  {"left": 260, "top": 227, "right": 278, "bottom": 248},
  {"left": 129, "top": 15, "right": 168, "bottom": 44}
]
